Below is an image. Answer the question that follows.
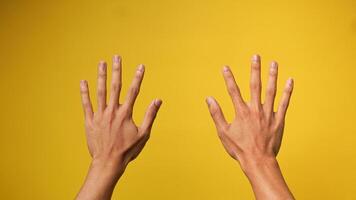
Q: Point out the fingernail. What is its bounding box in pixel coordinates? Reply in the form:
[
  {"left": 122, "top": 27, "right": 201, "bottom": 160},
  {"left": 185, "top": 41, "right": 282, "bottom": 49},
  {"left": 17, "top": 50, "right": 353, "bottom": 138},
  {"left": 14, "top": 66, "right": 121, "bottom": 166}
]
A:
[
  {"left": 223, "top": 66, "right": 230, "bottom": 73},
  {"left": 270, "top": 62, "right": 277, "bottom": 74},
  {"left": 137, "top": 64, "right": 145, "bottom": 73},
  {"left": 252, "top": 54, "right": 260, "bottom": 62},
  {"left": 271, "top": 61, "right": 278, "bottom": 69},
  {"left": 206, "top": 97, "right": 213, "bottom": 106},
  {"left": 99, "top": 61, "right": 107, "bottom": 71},
  {"left": 113, "top": 55, "right": 121, "bottom": 63},
  {"left": 154, "top": 99, "right": 162, "bottom": 107},
  {"left": 80, "top": 80, "right": 87, "bottom": 88},
  {"left": 287, "top": 78, "right": 294, "bottom": 87}
]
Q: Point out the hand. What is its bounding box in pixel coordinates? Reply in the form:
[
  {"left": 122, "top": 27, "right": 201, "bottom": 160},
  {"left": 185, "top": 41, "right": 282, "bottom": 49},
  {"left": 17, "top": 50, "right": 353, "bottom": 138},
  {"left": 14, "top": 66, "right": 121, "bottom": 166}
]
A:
[
  {"left": 206, "top": 54, "right": 294, "bottom": 199},
  {"left": 77, "top": 55, "right": 162, "bottom": 200}
]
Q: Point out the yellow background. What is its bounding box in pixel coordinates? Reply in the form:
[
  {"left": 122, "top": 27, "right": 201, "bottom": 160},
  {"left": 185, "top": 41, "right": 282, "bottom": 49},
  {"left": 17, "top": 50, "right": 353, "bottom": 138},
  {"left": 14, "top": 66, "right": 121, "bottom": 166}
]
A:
[{"left": 1, "top": 0, "right": 355, "bottom": 199}]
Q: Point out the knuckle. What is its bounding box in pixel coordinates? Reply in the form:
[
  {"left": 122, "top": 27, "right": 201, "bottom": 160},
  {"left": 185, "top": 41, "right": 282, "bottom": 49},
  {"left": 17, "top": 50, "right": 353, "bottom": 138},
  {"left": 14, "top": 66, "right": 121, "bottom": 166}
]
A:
[
  {"left": 135, "top": 71, "right": 143, "bottom": 78},
  {"left": 225, "top": 72, "right": 233, "bottom": 79},
  {"left": 250, "top": 82, "right": 260, "bottom": 90},
  {"left": 251, "top": 63, "right": 260, "bottom": 70},
  {"left": 105, "top": 106, "right": 115, "bottom": 116},
  {"left": 209, "top": 107, "right": 218, "bottom": 116},
  {"left": 84, "top": 121, "right": 93, "bottom": 130},
  {"left": 283, "top": 101, "right": 288, "bottom": 108},
  {"left": 269, "top": 69, "right": 277, "bottom": 77},
  {"left": 130, "top": 86, "right": 140, "bottom": 96},
  {"left": 228, "top": 85, "right": 237, "bottom": 95},
  {"left": 266, "top": 87, "right": 276, "bottom": 96},
  {"left": 210, "top": 110, "right": 216, "bottom": 118},
  {"left": 280, "top": 102, "right": 288, "bottom": 110},
  {"left": 111, "top": 84, "right": 118, "bottom": 92},
  {"left": 119, "top": 105, "right": 131, "bottom": 116},
  {"left": 111, "top": 83, "right": 121, "bottom": 92},
  {"left": 98, "top": 72, "right": 106, "bottom": 78},
  {"left": 80, "top": 87, "right": 88, "bottom": 94},
  {"left": 220, "top": 124, "right": 229, "bottom": 133},
  {"left": 251, "top": 108, "right": 263, "bottom": 117},
  {"left": 217, "top": 131, "right": 224, "bottom": 140},
  {"left": 83, "top": 102, "right": 91, "bottom": 108},
  {"left": 112, "top": 64, "right": 120, "bottom": 71},
  {"left": 284, "top": 87, "right": 292, "bottom": 94},
  {"left": 97, "top": 89, "right": 106, "bottom": 97},
  {"left": 239, "top": 106, "right": 249, "bottom": 116}
]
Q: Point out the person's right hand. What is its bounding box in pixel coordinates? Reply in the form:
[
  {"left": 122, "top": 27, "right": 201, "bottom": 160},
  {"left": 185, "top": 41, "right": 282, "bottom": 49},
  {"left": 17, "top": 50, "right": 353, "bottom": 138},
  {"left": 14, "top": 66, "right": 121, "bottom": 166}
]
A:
[{"left": 206, "top": 54, "right": 294, "bottom": 200}]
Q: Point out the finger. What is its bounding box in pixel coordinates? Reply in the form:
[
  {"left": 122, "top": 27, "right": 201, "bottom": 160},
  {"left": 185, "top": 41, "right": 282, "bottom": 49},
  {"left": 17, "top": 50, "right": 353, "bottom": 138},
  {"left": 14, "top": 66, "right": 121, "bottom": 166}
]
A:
[
  {"left": 140, "top": 99, "right": 162, "bottom": 136},
  {"left": 97, "top": 61, "right": 107, "bottom": 113},
  {"left": 250, "top": 54, "right": 262, "bottom": 108},
  {"left": 108, "top": 55, "right": 122, "bottom": 109},
  {"left": 222, "top": 66, "right": 245, "bottom": 112},
  {"left": 206, "top": 96, "right": 228, "bottom": 132},
  {"left": 123, "top": 64, "right": 145, "bottom": 114},
  {"left": 276, "top": 78, "right": 294, "bottom": 123},
  {"left": 264, "top": 61, "right": 278, "bottom": 116},
  {"left": 80, "top": 80, "right": 93, "bottom": 120}
]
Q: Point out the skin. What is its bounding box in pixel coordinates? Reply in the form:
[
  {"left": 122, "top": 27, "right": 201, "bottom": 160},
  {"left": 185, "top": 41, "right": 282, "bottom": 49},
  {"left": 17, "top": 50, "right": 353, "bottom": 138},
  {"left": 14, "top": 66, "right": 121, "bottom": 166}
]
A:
[
  {"left": 76, "top": 53, "right": 294, "bottom": 200},
  {"left": 206, "top": 54, "right": 294, "bottom": 199},
  {"left": 76, "top": 55, "right": 162, "bottom": 200}
]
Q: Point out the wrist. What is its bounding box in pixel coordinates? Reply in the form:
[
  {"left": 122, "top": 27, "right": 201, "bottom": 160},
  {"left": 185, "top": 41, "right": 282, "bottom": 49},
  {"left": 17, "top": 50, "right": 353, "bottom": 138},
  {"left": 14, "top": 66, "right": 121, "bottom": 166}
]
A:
[
  {"left": 90, "top": 156, "right": 127, "bottom": 180},
  {"left": 238, "top": 154, "right": 279, "bottom": 177},
  {"left": 237, "top": 155, "right": 294, "bottom": 199},
  {"left": 76, "top": 157, "right": 126, "bottom": 200}
]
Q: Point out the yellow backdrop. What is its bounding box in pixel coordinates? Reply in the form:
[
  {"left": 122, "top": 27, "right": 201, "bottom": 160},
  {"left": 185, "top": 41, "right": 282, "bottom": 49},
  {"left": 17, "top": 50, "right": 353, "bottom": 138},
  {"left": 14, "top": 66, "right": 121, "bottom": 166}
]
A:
[{"left": 1, "top": 0, "right": 355, "bottom": 199}]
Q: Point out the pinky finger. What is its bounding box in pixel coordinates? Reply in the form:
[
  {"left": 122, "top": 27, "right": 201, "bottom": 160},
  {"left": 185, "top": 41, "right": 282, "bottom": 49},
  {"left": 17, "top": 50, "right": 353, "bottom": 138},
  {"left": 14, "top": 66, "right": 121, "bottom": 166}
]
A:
[
  {"left": 276, "top": 78, "right": 294, "bottom": 123},
  {"left": 206, "top": 96, "right": 228, "bottom": 133},
  {"left": 80, "top": 80, "right": 93, "bottom": 121},
  {"left": 139, "top": 99, "right": 163, "bottom": 136}
]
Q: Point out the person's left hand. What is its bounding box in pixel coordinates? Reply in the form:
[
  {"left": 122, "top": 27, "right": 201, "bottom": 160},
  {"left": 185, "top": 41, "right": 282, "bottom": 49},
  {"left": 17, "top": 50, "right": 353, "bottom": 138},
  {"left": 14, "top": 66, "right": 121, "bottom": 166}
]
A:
[{"left": 77, "top": 55, "right": 162, "bottom": 200}]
